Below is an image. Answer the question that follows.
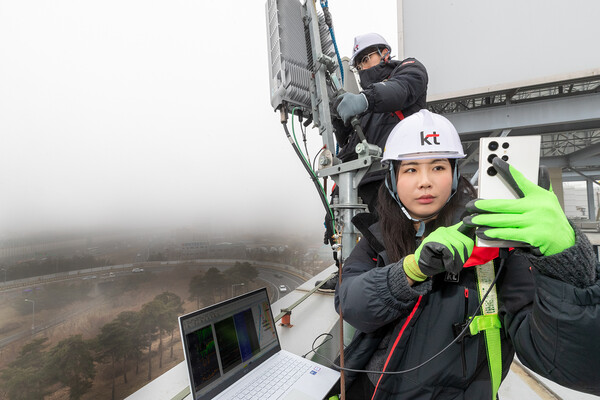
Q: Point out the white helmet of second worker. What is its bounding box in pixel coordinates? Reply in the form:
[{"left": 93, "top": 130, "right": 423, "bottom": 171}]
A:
[
  {"left": 350, "top": 33, "right": 391, "bottom": 66},
  {"left": 382, "top": 109, "right": 466, "bottom": 162}
]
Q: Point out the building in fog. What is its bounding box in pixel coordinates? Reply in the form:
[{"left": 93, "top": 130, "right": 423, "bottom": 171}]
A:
[
  {"left": 180, "top": 241, "right": 209, "bottom": 259},
  {"left": 179, "top": 241, "right": 247, "bottom": 259},
  {"left": 563, "top": 181, "right": 600, "bottom": 220}
]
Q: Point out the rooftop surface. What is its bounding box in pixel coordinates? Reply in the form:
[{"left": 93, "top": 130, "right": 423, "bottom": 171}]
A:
[{"left": 127, "top": 263, "right": 600, "bottom": 400}]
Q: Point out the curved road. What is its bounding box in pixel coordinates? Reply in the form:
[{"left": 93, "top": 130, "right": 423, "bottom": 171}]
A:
[
  {"left": 0, "top": 262, "right": 307, "bottom": 349},
  {"left": 256, "top": 267, "right": 306, "bottom": 303}
]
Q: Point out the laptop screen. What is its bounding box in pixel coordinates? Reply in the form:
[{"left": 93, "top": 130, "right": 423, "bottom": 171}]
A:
[{"left": 179, "top": 288, "right": 281, "bottom": 399}]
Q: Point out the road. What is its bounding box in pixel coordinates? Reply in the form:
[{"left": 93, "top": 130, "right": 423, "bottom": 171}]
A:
[
  {"left": 0, "top": 262, "right": 307, "bottom": 349},
  {"left": 255, "top": 267, "right": 306, "bottom": 303}
]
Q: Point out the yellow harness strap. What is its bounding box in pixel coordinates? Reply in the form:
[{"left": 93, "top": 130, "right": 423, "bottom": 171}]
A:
[{"left": 472, "top": 261, "right": 502, "bottom": 400}]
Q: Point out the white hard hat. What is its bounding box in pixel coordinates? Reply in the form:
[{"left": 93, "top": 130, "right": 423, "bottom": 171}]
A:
[
  {"left": 350, "top": 33, "right": 391, "bottom": 66},
  {"left": 382, "top": 109, "right": 466, "bottom": 162}
]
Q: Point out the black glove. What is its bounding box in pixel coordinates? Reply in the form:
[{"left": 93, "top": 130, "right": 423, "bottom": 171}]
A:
[{"left": 404, "top": 223, "right": 475, "bottom": 281}]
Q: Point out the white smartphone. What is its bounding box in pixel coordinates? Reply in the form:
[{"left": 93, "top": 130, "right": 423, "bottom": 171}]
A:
[{"left": 477, "top": 136, "right": 541, "bottom": 248}]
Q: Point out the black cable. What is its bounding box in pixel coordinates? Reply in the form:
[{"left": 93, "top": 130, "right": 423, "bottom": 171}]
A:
[
  {"left": 302, "top": 333, "right": 333, "bottom": 358},
  {"left": 312, "top": 253, "right": 508, "bottom": 375},
  {"left": 301, "top": 118, "right": 310, "bottom": 162},
  {"left": 281, "top": 119, "right": 335, "bottom": 235},
  {"left": 312, "top": 147, "right": 326, "bottom": 172}
]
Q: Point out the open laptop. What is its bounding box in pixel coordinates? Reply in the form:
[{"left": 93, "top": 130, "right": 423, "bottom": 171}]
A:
[{"left": 179, "top": 287, "right": 339, "bottom": 400}]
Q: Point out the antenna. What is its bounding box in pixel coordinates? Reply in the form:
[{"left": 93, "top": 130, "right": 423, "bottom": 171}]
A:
[{"left": 266, "top": 0, "right": 383, "bottom": 262}]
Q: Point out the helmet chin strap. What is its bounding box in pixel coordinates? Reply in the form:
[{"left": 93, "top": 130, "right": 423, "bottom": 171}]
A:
[
  {"left": 384, "top": 160, "right": 460, "bottom": 238},
  {"left": 378, "top": 48, "right": 391, "bottom": 64}
]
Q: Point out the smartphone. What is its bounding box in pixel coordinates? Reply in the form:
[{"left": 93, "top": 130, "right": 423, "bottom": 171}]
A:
[{"left": 477, "top": 136, "right": 541, "bottom": 248}]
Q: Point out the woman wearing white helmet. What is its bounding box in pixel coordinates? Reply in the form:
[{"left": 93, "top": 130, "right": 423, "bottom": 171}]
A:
[{"left": 332, "top": 110, "right": 600, "bottom": 399}]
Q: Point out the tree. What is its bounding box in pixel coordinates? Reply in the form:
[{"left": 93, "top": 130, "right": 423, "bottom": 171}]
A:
[
  {"left": 45, "top": 335, "right": 95, "bottom": 400},
  {"left": 115, "top": 310, "right": 144, "bottom": 380},
  {"left": 203, "top": 267, "right": 226, "bottom": 303},
  {"left": 227, "top": 262, "right": 258, "bottom": 284},
  {"left": 153, "top": 292, "right": 184, "bottom": 366},
  {"left": 0, "top": 338, "right": 51, "bottom": 400},
  {"left": 188, "top": 274, "right": 205, "bottom": 309},
  {"left": 95, "top": 321, "right": 129, "bottom": 400},
  {"left": 139, "top": 300, "right": 162, "bottom": 381}
]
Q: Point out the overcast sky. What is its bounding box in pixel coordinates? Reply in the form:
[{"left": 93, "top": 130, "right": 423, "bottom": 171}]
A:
[{"left": 0, "top": 0, "right": 398, "bottom": 237}]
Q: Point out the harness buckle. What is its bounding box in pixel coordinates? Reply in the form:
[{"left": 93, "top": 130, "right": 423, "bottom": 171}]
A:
[
  {"left": 468, "top": 314, "right": 501, "bottom": 336},
  {"left": 452, "top": 321, "right": 472, "bottom": 341}
]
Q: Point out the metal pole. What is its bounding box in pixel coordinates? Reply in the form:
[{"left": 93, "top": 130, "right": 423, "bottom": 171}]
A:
[
  {"left": 303, "top": 0, "right": 337, "bottom": 152},
  {"left": 587, "top": 179, "right": 596, "bottom": 221},
  {"left": 337, "top": 172, "right": 359, "bottom": 260}
]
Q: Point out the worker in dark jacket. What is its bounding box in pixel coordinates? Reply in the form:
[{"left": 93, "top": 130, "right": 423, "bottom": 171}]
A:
[
  {"left": 333, "top": 109, "right": 600, "bottom": 399},
  {"left": 320, "top": 33, "right": 428, "bottom": 290},
  {"left": 334, "top": 32, "right": 428, "bottom": 209}
]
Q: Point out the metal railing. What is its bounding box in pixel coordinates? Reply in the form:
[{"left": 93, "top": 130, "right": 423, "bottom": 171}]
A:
[{"left": 274, "top": 272, "right": 336, "bottom": 323}]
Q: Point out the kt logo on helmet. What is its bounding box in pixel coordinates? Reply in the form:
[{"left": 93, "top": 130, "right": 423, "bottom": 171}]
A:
[{"left": 420, "top": 131, "right": 440, "bottom": 146}]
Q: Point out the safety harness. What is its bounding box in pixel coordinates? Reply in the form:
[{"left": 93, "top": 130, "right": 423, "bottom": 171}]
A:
[{"left": 472, "top": 260, "right": 502, "bottom": 400}]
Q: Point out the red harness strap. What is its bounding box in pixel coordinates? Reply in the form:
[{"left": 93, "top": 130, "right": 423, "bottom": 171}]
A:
[
  {"left": 371, "top": 295, "right": 423, "bottom": 400},
  {"left": 393, "top": 110, "right": 405, "bottom": 120},
  {"left": 463, "top": 246, "right": 500, "bottom": 269}
]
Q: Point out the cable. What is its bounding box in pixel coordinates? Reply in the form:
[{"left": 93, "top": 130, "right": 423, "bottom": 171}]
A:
[
  {"left": 311, "top": 254, "right": 508, "bottom": 375},
  {"left": 282, "top": 108, "right": 336, "bottom": 236},
  {"left": 319, "top": 0, "right": 344, "bottom": 85},
  {"left": 329, "top": 28, "right": 344, "bottom": 85},
  {"left": 312, "top": 146, "right": 326, "bottom": 172},
  {"left": 301, "top": 119, "right": 310, "bottom": 162},
  {"left": 291, "top": 108, "right": 309, "bottom": 165},
  {"left": 302, "top": 333, "right": 334, "bottom": 358}
]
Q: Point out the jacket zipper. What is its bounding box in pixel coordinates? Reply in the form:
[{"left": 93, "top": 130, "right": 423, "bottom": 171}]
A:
[
  {"left": 372, "top": 296, "right": 423, "bottom": 400},
  {"left": 461, "top": 287, "right": 469, "bottom": 378}
]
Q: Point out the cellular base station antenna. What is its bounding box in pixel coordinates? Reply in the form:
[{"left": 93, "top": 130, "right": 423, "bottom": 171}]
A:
[{"left": 266, "top": 0, "right": 383, "bottom": 262}]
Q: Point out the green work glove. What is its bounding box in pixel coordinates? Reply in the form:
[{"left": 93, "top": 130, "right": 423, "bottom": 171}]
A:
[
  {"left": 464, "top": 157, "right": 575, "bottom": 256},
  {"left": 403, "top": 222, "right": 475, "bottom": 282}
]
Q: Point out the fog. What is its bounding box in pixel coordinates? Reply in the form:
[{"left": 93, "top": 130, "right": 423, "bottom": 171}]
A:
[{"left": 0, "top": 0, "right": 398, "bottom": 238}]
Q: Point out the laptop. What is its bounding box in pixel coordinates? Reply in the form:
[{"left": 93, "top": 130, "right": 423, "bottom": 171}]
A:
[{"left": 179, "top": 287, "right": 339, "bottom": 400}]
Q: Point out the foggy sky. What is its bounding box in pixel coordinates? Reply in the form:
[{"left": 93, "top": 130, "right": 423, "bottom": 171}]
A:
[{"left": 0, "top": 0, "right": 398, "bottom": 237}]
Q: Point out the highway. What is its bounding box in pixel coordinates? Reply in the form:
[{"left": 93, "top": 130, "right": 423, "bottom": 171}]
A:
[
  {"left": 255, "top": 266, "right": 306, "bottom": 303},
  {"left": 0, "top": 261, "right": 308, "bottom": 349}
]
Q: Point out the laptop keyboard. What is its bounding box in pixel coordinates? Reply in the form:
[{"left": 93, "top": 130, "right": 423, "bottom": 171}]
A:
[{"left": 230, "top": 353, "right": 312, "bottom": 399}]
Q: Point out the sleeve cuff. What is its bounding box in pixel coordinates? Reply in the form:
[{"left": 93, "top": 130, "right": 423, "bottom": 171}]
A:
[
  {"left": 403, "top": 254, "right": 427, "bottom": 282},
  {"left": 521, "top": 224, "right": 597, "bottom": 288},
  {"left": 388, "top": 259, "right": 432, "bottom": 304}
]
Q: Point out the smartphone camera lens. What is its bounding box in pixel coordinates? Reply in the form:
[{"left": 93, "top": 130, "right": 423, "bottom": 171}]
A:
[
  {"left": 487, "top": 154, "right": 497, "bottom": 163},
  {"left": 487, "top": 166, "right": 497, "bottom": 176},
  {"left": 488, "top": 141, "right": 499, "bottom": 151},
  {"left": 502, "top": 155, "right": 509, "bottom": 161},
  {"left": 502, "top": 142, "right": 510, "bottom": 149}
]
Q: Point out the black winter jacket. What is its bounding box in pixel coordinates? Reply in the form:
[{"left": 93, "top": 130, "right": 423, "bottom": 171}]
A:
[
  {"left": 334, "top": 221, "right": 600, "bottom": 399},
  {"left": 335, "top": 58, "right": 428, "bottom": 173}
]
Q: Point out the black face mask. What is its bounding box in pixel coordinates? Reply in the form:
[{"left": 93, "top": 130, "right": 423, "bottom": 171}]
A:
[{"left": 358, "top": 62, "right": 393, "bottom": 88}]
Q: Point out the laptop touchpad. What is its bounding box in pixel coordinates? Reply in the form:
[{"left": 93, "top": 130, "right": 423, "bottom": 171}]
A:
[{"left": 282, "top": 388, "right": 312, "bottom": 400}]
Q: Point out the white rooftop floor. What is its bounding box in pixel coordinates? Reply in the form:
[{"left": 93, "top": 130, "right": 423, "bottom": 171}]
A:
[{"left": 127, "top": 266, "right": 600, "bottom": 400}]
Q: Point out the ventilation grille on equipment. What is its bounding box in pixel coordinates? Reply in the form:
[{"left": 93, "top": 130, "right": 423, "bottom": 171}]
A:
[{"left": 265, "top": 0, "right": 336, "bottom": 111}]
